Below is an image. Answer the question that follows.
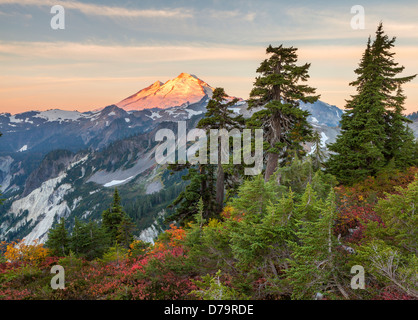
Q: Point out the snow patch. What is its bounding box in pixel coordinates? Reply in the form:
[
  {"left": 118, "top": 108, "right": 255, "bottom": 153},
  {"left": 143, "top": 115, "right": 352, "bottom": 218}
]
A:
[
  {"left": 320, "top": 132, "right": 328, "bottom": 147},
  {"left": 9, "top": 115, "right": 23, "bottom": 123},
  {"left": 103, "top": 176, "right": 134, "bottom": 187},
  {"left": 33, "top": 109, "right": 84, "bottom": 123},
  {"left": 71, "top": 196, "right": 83, "bottom": 211},
  {"left": 165, "top": 109, "right": 178, "bottom": 116},
  {"left": 336, "top": 109, "right": 341, "bottom": 118},
  {"left": 146, "top": 111, "right": 162, "bottom": 120},
  {"left": 308, "top": 131, "right": 329, "bottom": 155},
  {"left": 18, "top": 145, "right": 28, "bottom": 152},
  {"left": 82, "top": 211, "right": 92, "bottom": 219},
  {"left": 185, "top": 109, "right": 203, "bottom": 119},
  {"left": 67, "top": 155, "right": 88, "bottom": 170},
  {"left": 229, "top": 107, "right": 241, "bottom": 114}
]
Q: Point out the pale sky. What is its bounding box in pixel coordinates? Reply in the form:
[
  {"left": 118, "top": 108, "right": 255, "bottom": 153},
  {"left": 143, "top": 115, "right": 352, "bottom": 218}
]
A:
[{"left": 0, "top": 0, "right": 417, "bottom": 114}]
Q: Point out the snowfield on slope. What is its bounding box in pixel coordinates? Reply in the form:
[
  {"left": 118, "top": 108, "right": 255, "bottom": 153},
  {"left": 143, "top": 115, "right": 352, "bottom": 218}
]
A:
[{"left": 33, "top": 109, "right": 86, "bottom": 123}]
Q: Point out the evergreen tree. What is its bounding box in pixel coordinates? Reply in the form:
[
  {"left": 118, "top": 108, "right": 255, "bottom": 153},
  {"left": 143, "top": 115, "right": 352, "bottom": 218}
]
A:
[
  {"left": 355, "top": 177, "right": 418, "bottom": 298},
  {"left": 275, "top": 155, "right": 313, "bottom": 195},
  {"left": 46, "top": 217, "right": 70, "bottom": 256},
  {"left": 326, "top": 24, "right": 417, "bottom": 184},
  {"left": 369, "top": 175, "right": 418, "bottom": 255},
  {"left": 169, "top": 88, "right": 245, "bottom": 223},
  {"left": 116, "top": 215, "right": 136, "bottom": 249},
  {"left": 229, "top": 188, "right": 295, "bottom": 271},
  {"left": 69, "top": 218, "right": 109, "bottom": 260},
  {"left": 310, "top": 131, "right": 326, "bottom": 171},
  {"left": 229, "top": 174, "right": 282, "bottom": 218},
  {"left": 70, "top": 217, "right": 85, "bottom": 256},
  {"left": 286, "top": 189, "right": 342, "bottom": 299},
  {"left": 168, "top": 164, "right": 217, "bottom": 225},
  {"left": 248, "top": 44, "right": 319, "bottom": 181},
  {"left": 197, "top": 87, "right": 244, "bottom": 212},
  {"left": 385, "top": 86, "right": 418, "bottom": 168},
  {"left": 102, "top": 188, "right": 129, "bottom": 244},
  {"left": 81, "top": 220, "right": 110, "bottom": 260}
]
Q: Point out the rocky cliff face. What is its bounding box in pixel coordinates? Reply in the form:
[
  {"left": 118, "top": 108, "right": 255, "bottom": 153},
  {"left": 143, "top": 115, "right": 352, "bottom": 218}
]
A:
[{"left": 22, "top": 150, "right": 75, "bottom": 197}]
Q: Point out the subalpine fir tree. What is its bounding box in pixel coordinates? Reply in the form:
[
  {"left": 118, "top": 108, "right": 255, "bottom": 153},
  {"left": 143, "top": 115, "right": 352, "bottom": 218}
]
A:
[
  {"left": 70, "top": 217, "right": 86, "bottom": 256},
  {"left": 228, "top": 174, "right": 283, "bottom": 218},
  {"left": 168, "top": 164, "right": 217, "bottom": 225},
  {"left": 229, "top": 186, "right": 295, "bottom": 270},
  {"left": 310, "top": 131, "right": 326, "bottom": 171},
  {"left": 369, "top": 175, "right": 418, "bottom": 255},
  {"left": 287, "top": 189, "right": 343, "bottom": 299},
  {"left": 116, "top": 215, "right": 136, "bottom": 249},
  {"left": 69, "top": 218, "right": 109, "bottom": 259},
  {"left": 197, "top": 87, "right": 244, "bottom": 212},
  {"left": 102, "top": 188, "right": 132, "bottom": 245},
  {"left": 385, "top": 86, "right": 418, "bottom": 168},
  {"left": 46, "top": 217, "right": 70, "bottom": 256},
  {"left": 326, "top": 24, "right": 417, "bottom": 184},
  {"left": 248, "top": 44, "right": 319, "bottom": 181}
]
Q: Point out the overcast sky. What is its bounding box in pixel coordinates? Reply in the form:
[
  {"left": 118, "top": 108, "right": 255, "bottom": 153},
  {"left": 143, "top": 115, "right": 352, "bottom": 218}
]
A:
[{"left": 1, "top": 0, "right": 417, "bottom": 114}]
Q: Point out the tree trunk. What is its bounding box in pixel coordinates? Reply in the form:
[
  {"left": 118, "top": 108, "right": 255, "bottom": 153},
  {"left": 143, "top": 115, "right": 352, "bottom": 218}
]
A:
[
  {"left": 216, "top": 144, "right": 225, "bottom": 212},
  {"left": 199, "top": 164, "right": 208, "bottom": 218},
  {"left": 265, "top": 152, "right": 279, "bottom": 181},
  {"left": 264, "top": 114, "right": 282, "bottom": 181}
]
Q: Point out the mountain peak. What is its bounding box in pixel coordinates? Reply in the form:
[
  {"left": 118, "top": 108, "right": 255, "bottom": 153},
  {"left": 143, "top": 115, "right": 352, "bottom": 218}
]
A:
[
  {"left": 176, "top": 72, "right": 198, "bottom": 80},
  {"left": 151, "top": 80, "right": 163, "bottom": 87},
  {"left": 116, "top": 73, "right": 214, "bottom": 111},
  {"left": 178, "top": 72, "right": 193, "bottom": 77}
]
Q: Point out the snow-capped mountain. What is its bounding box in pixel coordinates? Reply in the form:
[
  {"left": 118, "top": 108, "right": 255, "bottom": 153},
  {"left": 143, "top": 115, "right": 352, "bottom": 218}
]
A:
[
  {"left": 116, "top": 73, "right": 214, "bottom": 111},
  {"left": 0, "top": 74, "right": 219, "bottom": 244}
]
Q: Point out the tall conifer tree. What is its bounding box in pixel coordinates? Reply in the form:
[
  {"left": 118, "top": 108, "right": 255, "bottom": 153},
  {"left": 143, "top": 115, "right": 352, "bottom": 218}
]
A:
[
  {"left": 327, "top": 24, "right": 417, "bottom": 184},
  {"left": 102, "top": 188, "right": 132, "bottom": 245},
  {"left": 46, "top": 217, "right": 70, "bottom": 256},
  {"left": 248, "top": 45, "right": 319, "bottom": 181},
  {"left": 197, "top": 87, "right": 244, "bottom": 212},
  {"left": 384, "top": 86, "right": 418, "bottom": 168}
]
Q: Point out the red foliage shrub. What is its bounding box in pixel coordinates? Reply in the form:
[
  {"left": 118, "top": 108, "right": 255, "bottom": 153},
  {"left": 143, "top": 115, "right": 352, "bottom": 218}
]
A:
[{"left": 334, "top": 167, "right": 417, "bottom": 244}]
